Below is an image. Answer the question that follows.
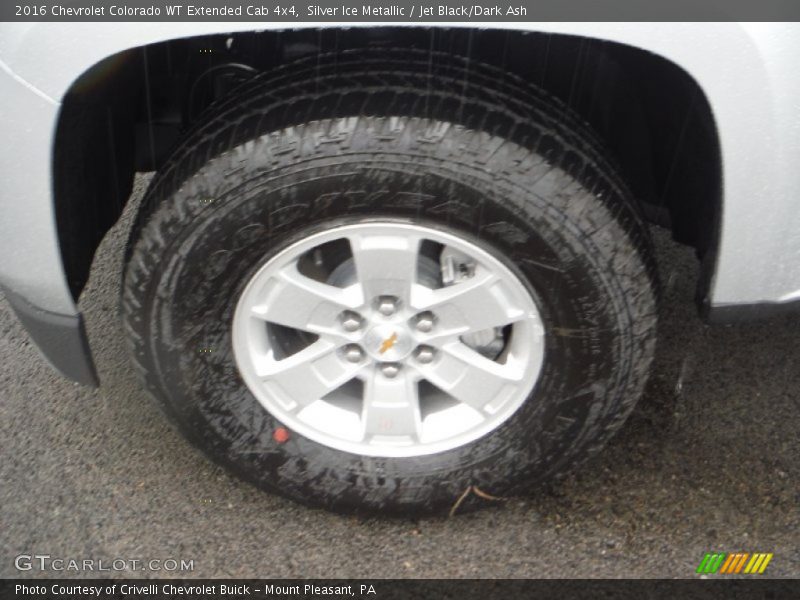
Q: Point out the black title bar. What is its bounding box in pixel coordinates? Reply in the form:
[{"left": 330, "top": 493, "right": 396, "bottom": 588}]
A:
[{"left": 2, "top": 579, "right": 799, "bottom": 600}]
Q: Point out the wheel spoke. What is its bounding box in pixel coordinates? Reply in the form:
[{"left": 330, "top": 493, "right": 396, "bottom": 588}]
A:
[
  {"left": 362, "top": 370, "right": 422, "bottom": 441},
  {"left": 415, "top": 341, "right": 522, "bottom": 413},
  {"left": 348, "top": 231, "right": 421, "bottom": 305},
  {"left": 256, "top": 339, "right": 362, "bottom": 411},
  {"left": 249, "top": 263, "right": 362, "bottom": 335},
  {"left": 412, "top": 267, "right": 531, "bottom": 336}
]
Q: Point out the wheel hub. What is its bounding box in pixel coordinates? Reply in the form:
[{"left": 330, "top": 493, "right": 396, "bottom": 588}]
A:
[
  {"left": 232, "top": 222, "right": 546, "bottom": 457},
  {"left": 363, "top": 323, "right": 414, "bottom": 362}
]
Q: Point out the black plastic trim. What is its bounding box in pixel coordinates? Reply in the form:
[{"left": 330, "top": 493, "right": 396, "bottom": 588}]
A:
[{"left": 2, "top": 288, "right": 99, "bottom": 387}]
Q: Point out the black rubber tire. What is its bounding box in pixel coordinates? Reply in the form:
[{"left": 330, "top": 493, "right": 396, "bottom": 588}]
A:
[{"left": 122, "top": 50, "right": 658, "bottom": 515}]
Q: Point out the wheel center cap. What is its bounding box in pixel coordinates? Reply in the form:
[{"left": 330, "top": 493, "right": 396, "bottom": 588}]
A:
[{"left": 364, "top": 324, "right": 413, "bottom": 361}]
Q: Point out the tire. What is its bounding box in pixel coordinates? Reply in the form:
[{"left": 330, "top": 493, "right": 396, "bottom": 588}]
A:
[{"left": 122, "top": 50, "right": 658, "bottom": 514}]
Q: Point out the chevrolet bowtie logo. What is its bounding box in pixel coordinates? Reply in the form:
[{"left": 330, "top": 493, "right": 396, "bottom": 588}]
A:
[{"left": 379, "top": 332, "right": 399, "bottom": 355}]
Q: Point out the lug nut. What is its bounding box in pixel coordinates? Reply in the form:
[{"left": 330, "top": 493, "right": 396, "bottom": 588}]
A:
[
  {"left": 343, "top": 344, "right": 364, "bottom": 363},
  {"left": 377, "top": 296, "right": 399, "bottom": 317},
  {"left": 380, "top": 363, "right": 401, "bottom": 378},
  {"left": 415, "top": 345, "right": 436, "bottom": 364},
  {"left": 340, "top": 311, "right": 363, "bottom": 332},
  {"left": 414, "top": 311, "right": 436, "bottom": 333}
]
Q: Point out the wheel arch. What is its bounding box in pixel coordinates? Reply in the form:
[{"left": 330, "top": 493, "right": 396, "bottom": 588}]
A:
[{"left": 49, "top": 26, "right": 722, "bottom": 305}]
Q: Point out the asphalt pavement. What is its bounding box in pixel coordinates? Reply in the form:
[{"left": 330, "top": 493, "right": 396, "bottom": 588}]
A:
[{"left": 1, "top": 175, "right": 798, "bottom": 578}]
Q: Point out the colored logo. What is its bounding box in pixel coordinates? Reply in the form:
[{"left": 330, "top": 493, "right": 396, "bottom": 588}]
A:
[
  {"left": 379, "top": 332, "right": 398, "bottom": 355},
  {"left": 696, "top": 552, "right": 773, "bottom": 574}
]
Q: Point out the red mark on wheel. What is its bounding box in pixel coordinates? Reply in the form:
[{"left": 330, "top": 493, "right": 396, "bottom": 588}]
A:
[{"left": 273, "top": 427, "right": 290, "bottom": 444}]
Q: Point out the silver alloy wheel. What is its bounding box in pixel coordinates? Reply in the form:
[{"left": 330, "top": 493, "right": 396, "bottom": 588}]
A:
[{"left": 232, "top": 222, "right": 546, "bottom": 457}]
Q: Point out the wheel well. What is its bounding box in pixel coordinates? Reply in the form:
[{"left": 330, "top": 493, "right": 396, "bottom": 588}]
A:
[{"left": 53, "top": 27, "right": 721, "bottom": 301}]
